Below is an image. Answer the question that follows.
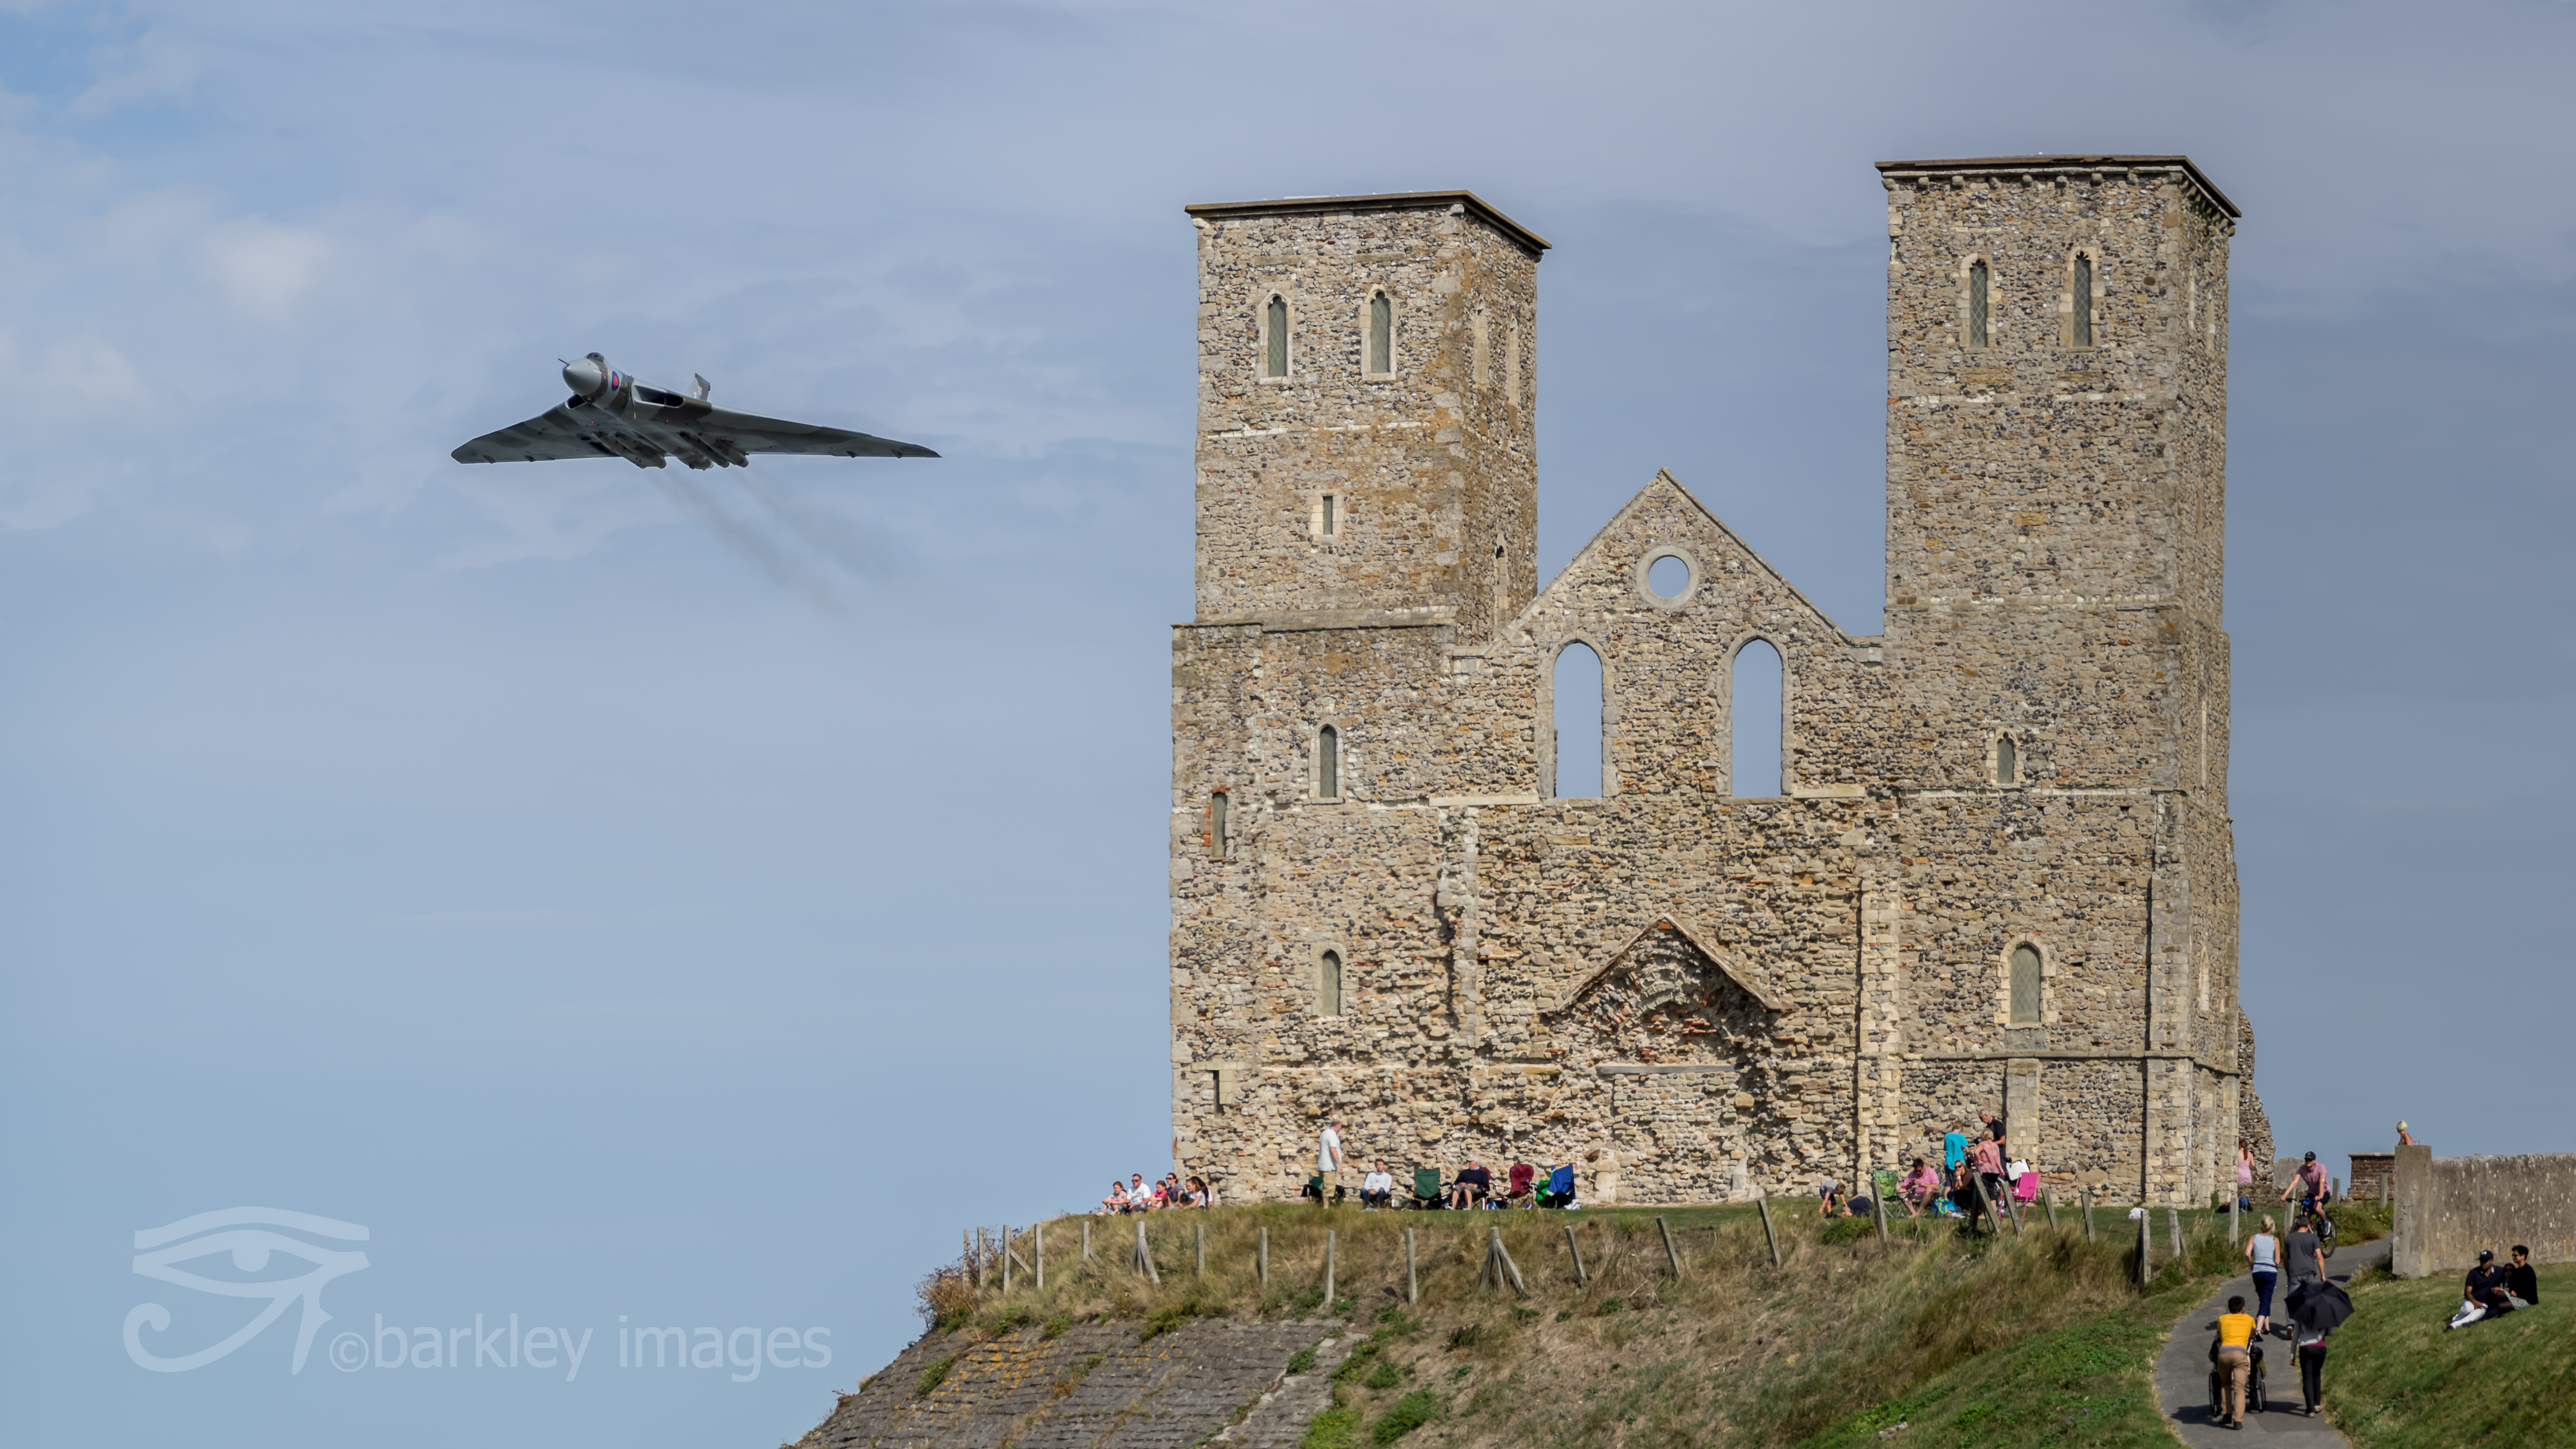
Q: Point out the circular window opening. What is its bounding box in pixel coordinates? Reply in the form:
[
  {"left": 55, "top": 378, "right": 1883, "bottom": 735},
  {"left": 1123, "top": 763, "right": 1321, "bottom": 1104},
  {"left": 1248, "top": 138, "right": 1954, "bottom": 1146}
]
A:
[{"left": 1646, "top": 554, "right": 1690, "bottom": 599}]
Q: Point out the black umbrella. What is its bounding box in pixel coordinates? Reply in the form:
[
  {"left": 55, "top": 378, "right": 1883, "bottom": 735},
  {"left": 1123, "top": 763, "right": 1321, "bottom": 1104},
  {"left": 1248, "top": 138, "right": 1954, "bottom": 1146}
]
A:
[{"left": 2287, "top": 1279, "right": 2354, "bottom": 1333}]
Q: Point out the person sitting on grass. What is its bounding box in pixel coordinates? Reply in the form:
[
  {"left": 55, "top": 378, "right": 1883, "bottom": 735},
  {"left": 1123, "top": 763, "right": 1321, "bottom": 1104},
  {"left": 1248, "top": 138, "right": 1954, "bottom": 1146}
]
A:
[
  {"left": 1360, "top": 1161, "right": 1395, "bottom": 1210},
  {"left": 1126, "top": 1173, "right": 1155, "bottom": 1213},
  {"left": 1186, "top": 1175, "right": 1211, "bottom": 1208},
  {"left": 1100, "top": 1179, "right": 1129, "bottom": 1215},
  {"left": 2448, "top": 1250, "right": 2516, "bottom": 1329},
  {"left": 1451, "top": 1160, "right": 1492, "bottom": 1209},
  {"left": 2508, "top": 1245, "right": 2539, "bottom": 1307}
]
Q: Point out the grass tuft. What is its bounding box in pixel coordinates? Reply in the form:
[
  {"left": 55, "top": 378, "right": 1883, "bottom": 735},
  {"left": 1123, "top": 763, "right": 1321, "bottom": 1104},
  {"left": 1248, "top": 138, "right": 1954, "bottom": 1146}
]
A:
[
  {"left": 1369, "top": 1389, "right": 1443, "bottom": 1445},
  {"left": 914, "top": 1353, "right": 958, "bottom": 1399}
]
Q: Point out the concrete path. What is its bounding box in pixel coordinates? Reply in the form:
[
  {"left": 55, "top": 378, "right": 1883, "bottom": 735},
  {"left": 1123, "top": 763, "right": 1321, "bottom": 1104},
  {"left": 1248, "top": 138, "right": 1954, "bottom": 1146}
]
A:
[{"left": 2152, "top": 1234, "right": 2389, "bottom": 1445}]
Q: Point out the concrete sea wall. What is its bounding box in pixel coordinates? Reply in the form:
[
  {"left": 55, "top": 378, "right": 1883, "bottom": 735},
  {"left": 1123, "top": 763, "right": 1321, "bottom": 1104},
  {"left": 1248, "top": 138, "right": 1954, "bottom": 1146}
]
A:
[{"left": 2391, "top": 1144, "right": 2576, "bottom": 1278}]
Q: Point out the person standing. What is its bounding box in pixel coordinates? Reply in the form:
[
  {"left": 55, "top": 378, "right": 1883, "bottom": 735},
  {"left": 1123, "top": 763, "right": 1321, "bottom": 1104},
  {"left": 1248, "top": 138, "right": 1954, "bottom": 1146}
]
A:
[
  {"left": 2282, "top": 1214, "right": 2327, "bottom": 1337},
  {"left": 2296, "top": 1322, "right": 2330, "bottom": 1418},
  {"left": 1315, "top": 1119, "right": 1344, "bottom": 1207},
  {"left": 1969, "top": 1129, "right": 2008, "bottom": 1228},
  {"left": 2214, "top": 1294, "right": 2257, "bottom": 1430},
  {"left": 2245, "top": 1215, "right": 2282, "bottom": 1336},
  {"left": 2235, "top": 1139, "right": 2258, "bottom": 1213}
]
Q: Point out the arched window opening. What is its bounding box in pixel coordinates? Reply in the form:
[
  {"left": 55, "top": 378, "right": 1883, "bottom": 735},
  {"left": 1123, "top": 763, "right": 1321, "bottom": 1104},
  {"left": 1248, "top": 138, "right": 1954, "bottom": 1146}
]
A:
[
  {"left": 1265, "top": 295, "right": 1288, "bottom": 377},
  {"left": 2009, "top": 944, "right": 2042, "bottom": 1026},
  {"left": 1316, "top": 725, "right": 1339, "bottom": 799},
  {"left": 1996, "top": 734, "right": 2018, "bottom": 786},
  {"left": 1367, "top": 292, "right": 1391, "bottom": 375},
  {"left": 1967, "top": 259, "right": 1989, "bottom": 347},
  {"left": 1319, "top": 950, "right": 1344, "bottom": 1017},
  {"left": 1551, "top": 641, "right": 1603, "bottom": 799},
  {"left": 1210, "top": 791, "right": 1230, "bottom": 860},
  {"left": 2071, "top": 255, "right": 2094, "bottom": 347},
  {"left": 1730, "top": 639, "right": 1784, "bottom": 797}
]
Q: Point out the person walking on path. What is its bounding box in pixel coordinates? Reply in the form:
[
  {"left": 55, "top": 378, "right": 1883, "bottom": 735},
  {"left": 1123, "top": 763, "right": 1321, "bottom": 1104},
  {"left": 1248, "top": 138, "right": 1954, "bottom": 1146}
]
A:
[
  {"left": 2245, "top": 1216, "right": 2282, "bottom": 1336},
  {"left": 1315, "top": 1120, "right": 1344, "bottom": 1207},
  {"left": 2214, "top": 1295, "right": 2257, "bottom": 1430},
  {"left": 2235, "top": 1139, "right": 2258, "bottom": 1213},
  {"left": 2281, "top": 1215, "right": 2328, "bottom": 1337},
  {"left": 2296, "top": 1322, "right": 2331, "bottom": 1418}
]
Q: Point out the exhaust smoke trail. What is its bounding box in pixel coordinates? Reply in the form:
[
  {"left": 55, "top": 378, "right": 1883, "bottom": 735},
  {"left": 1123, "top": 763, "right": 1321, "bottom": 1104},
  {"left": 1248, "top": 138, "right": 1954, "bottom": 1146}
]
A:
[
  {"left": 741, "top": 474, "right": 904, "bottom": 579},
  {"left": 651, "top": 472, "right": 843, "bottom": 614}
]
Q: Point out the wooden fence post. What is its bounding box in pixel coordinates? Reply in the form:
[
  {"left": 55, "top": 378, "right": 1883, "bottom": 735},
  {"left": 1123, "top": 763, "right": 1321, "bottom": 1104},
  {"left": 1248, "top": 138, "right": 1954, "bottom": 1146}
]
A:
[
  {"left": 1405, "top": 1227, "right": 1417, "bottom": 1305},
  {"left": 1082, "top": 1220, "right": 1092, "bottom": 1261},
  {"left": 965, "top": 1228, "right": 975, "bottom": 1287},
  {"left": 1196, "top": 1222, "right": 1205, "bottom": 1278},
  {"left": 1489, "top": 1229, "right": 1526, "bottom": 1296},
  {"left": 2168, "top": 1207, "right": 2183, "bottom": 1265},
  {"left": 1259, "top": 1227, "right": 1269, "bottom": 1293},
  {"left": 2043, "top": 1187, "right": 2059, "bottom": 1233},
  {"left": 1134, "top": 1219, "right": 1160, "bottom": 1285},
  {"left": 1565, "top": 1224, "right": 1587, "bottom": 1286},
  {"left": 1037, "top": 1222, "right": 1046, "bottom": 1289},
  {"left": 2081, "top": 1186, "right": 2095, "bottom": 1242},
  {"left": 1757, "top": 1194, "right": 1782, "bottom": 1268},
  {"left": 1323, "top": 1231, "right": 1335, "bottom": 1303},
  {"left": 1874, "top": 1186, "right": 1890, "bottom": 1245},
  {"left": 2137, "top": 1209, "right": 2152, "bottom": 1285},
  {"left": 1658, "top": 1216, "right": 1684, "bottom": 1280},
  {"left": 2230, "top": 1194, "right": 2240, "bottom": 1246},
  {"left": 1003, "top": 1224, "right": 1013, "bottom": 1293}
]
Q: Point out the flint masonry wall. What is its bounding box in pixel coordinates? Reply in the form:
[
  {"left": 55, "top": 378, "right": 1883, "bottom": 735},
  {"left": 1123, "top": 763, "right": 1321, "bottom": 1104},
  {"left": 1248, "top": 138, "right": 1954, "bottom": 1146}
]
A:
[{"left": 1171, "top": 166, "right": 2265, "bottom": 1210}]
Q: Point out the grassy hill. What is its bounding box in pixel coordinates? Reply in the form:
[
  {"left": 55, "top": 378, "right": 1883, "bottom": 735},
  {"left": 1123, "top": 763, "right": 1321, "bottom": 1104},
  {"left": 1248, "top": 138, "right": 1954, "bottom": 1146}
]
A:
[
  {"left": 2320, "top": 1260, "right": 2574, "bottom": 1448},
  {"left": 882, "top": 1196, "right": 2319, "bottom": 1449}
]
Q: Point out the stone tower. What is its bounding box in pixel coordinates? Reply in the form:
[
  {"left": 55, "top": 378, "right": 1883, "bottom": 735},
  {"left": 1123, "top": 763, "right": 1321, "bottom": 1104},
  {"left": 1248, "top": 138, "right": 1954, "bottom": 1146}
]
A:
[
  {"left": 1877, "top": 156, "right": 2245, "bottom": 1200},
  {"left": 1183, "top": 192, "right": 1546, "bottom": 642}
]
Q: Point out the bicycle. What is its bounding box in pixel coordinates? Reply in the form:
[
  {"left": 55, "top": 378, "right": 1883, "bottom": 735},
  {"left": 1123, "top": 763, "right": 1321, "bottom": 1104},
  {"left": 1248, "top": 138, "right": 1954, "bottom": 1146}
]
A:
[{"left": 2293, "top": 1198, "right": 2338, "bottom": 1258}]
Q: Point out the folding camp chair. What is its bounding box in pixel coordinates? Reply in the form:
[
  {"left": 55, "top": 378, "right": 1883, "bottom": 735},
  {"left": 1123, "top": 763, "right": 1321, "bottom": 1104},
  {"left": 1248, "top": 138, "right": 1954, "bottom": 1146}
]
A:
[
  {"left": 1405, "top": 1167, "right": 1447, "bottom": 1209},
  {"left": 1504, "top": 1163, "right": 1537, "bottom": 1207},
  {"left": 1536, "top": 1164, "right": 1577, "bottom": 1209}
]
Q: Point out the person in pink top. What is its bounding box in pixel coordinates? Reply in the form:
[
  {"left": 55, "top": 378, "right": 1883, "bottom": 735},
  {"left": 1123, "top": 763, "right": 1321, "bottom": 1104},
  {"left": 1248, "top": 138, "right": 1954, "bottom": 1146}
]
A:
[{"left": 1898, "top": 1157, "right": 1942, "bottom": 1217}]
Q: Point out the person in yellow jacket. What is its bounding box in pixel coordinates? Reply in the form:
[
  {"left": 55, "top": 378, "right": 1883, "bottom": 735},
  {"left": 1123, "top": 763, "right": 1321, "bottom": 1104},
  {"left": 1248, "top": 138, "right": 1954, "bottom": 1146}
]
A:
[{"left": 2214, "top": 1295, "right": 2258, "bottom": 1429}]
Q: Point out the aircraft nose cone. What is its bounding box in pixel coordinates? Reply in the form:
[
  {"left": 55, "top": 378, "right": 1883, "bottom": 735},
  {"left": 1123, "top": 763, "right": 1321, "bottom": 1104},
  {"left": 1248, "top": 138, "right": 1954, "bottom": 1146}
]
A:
[{"left": 563, "top": 356, "right": 605, "bottom": 398}]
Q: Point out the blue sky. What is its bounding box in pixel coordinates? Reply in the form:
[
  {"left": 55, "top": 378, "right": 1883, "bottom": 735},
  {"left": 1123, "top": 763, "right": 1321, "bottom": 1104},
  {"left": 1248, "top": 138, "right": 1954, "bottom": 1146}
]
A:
[{"left": 2, "top": 2, "right": 2569, "bottom": 1445}]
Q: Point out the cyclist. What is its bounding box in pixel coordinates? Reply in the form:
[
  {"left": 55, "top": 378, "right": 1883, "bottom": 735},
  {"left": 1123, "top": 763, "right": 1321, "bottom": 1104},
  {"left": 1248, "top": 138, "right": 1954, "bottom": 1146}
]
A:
[
  {"left": 2279, "top": 1151, "right": 2332, "bottom": 1215},
  {"left": 2277, "top": 1151, "right": 2338, "bottom": 1258}
]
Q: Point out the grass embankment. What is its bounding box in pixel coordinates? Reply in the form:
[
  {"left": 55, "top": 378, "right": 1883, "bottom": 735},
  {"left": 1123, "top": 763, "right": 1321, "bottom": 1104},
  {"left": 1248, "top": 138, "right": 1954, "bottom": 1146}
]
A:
[
  {"left": 925, "top": 1197, "right": 2282, "bottom": 1449},
  {"left": 2319, "top": 1261, "right": 2574, "bottom": 1448}
]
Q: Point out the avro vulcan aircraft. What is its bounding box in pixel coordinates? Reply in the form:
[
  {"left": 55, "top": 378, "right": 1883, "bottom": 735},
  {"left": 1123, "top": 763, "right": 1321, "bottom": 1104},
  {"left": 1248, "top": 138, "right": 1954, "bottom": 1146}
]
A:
[{"left": 452, "top": 354, "right": 938, "bottom": 469}]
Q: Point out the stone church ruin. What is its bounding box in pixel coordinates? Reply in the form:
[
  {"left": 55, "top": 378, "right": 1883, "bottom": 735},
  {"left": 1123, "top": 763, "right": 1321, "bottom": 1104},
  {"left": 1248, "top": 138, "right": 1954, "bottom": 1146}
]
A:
[{"left": 1167, "top": 159, "right": 2267, "bottom": 1207}]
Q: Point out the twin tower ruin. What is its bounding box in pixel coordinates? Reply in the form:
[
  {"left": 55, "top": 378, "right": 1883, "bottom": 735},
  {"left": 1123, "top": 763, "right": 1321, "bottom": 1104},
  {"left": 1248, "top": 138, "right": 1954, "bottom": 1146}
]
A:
[{"left": 1167, "top": 158, "right": 2264, "bottom": 1207}]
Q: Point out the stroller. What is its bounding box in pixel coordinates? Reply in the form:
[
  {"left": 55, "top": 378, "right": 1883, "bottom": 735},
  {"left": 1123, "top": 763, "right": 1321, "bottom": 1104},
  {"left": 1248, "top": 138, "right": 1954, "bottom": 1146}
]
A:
[{"left": 2206, "top": 1340, "right": 2267, "bottom": 1419}]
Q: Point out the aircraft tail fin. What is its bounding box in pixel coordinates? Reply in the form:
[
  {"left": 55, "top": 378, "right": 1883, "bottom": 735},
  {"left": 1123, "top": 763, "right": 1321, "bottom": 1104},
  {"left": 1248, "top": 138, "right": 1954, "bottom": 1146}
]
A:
[{"left": 691, "top": 374, "right": 712, "bottom": 402}]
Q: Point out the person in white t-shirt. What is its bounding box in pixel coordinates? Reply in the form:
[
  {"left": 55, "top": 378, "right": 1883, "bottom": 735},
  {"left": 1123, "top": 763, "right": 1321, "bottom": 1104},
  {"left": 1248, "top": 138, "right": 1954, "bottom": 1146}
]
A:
[
  {"left": 1360, "top": 1160, "right": 1395, "bottom": 1209},
  {"left": 1316, "top": 1121, "right": 1344, "bottom": 1206}
]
